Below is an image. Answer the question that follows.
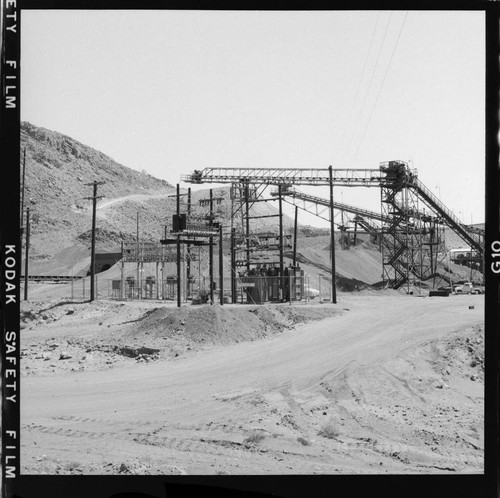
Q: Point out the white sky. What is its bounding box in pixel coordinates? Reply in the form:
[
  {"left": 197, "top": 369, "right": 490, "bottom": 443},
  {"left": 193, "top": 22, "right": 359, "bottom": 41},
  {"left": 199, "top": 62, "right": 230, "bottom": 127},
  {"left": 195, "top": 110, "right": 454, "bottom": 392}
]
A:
[{"left": 21, "top": 10, "right": 485, "bottom": 227}]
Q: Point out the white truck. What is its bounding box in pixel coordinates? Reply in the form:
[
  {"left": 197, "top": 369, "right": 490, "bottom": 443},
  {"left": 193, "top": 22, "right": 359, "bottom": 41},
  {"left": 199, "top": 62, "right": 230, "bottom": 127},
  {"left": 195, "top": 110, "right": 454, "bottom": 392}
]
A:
[{"left": 454, "top": 282, "right": 482, "bottom": 294}]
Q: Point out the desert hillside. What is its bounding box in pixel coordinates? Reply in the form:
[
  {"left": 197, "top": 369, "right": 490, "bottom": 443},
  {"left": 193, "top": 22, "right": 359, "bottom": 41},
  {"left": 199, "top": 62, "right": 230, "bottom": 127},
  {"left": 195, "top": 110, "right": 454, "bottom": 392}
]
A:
[{"left": 21, "top": 121, "right": 175, "bottom": 259}]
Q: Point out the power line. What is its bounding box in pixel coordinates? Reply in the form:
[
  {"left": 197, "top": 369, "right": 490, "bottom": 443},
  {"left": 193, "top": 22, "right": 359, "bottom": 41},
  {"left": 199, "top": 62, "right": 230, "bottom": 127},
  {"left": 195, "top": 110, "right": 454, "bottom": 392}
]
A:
[
  {"left": 342, "top": 11, "right": 393, "bottom": 165},
  {"left": 349, "top": 12, "right": 408, "bottom": 167},
  {"left": 333, "top": 11, "right": 381, "bottom": 164}
]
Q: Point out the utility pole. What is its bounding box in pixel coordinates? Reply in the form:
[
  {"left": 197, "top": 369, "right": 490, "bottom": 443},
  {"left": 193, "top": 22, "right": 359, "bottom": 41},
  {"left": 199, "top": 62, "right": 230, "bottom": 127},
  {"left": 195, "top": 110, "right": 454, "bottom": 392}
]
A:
[
  {"left": 293, "top": 205, "right": 298, "bottom": 267},
  {"left": 229, "top": 184, "right": 236, "bottom": 304},
  {"left": 198, "top": 190, "right": 224, "bottom": 304},
  {"left": 20, "top": 147, "right": 26, "bottom": 235},
  {"left": 219, "top": 224, "right": 224, "bottom": 305},
  {"left": 21, "top": 149, "right": 27, "bottom": 289},
  {"left": 24, "top": 208, "right": 30, "bottom": 301},
  {"left": 136, "top": 210, "right": 141, "bottom": 299},
  {"left": 329, "top": 166, "right": 337, "bottom": 304},
  {"left": 120, "top": 240, "right": 125, "bottom": 300},
  {"left": 278, "top": 184, "right": 284, "bottom": 302},
  {"left": 209, "top": 188, "right": 214, "bottom": 305},
  {"left": 187, "top": 187, "right": 191, "bottom": 299},
  {"left": 85, "top": 181, "right": 105, "bottom": 302},
  {"left": 244, "top": 183, "right": 250, "bottom": 273},
  {"left": 231, "top": 227, "right": 236, "bottom": 303},
  {"left": 176, "top": 183, "right": 181, "bottom": 308},
  {"left": 430, "top": 224, "right": 435, "bottom": 289},
  {"left": 470, "top": 246, "right": 473, "bottom": 282},
  {"left": 162, "top": 225, "right": 167, "bottom": 300}
]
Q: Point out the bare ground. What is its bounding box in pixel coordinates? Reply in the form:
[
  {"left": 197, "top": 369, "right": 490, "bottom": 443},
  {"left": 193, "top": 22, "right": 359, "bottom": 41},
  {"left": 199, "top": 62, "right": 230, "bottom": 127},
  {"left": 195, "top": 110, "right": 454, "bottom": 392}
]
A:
[{"left": 20, "top": 292, "right": 484, "bottom": 475}]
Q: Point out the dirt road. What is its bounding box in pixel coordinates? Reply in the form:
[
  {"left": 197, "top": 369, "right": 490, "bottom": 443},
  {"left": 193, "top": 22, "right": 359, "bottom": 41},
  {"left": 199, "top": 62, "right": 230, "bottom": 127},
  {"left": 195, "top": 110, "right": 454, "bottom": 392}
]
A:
[
  {"left": 21, "top": 294, "right": 484, "bottom": 475},
  {"left": 95, "top": 192, "right": 173, "bottom": 211}
]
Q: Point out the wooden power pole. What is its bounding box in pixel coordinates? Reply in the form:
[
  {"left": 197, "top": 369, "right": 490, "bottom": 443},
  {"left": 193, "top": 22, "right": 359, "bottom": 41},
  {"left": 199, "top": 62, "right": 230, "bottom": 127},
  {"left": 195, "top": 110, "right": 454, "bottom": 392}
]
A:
[
  {"left": 209, "top": 188, "right": 214, "bottom": 305},
  {"left": 329, "top": 165, "right": 337, "bottom": 304},
  {"left": 20, "top": 147, "right": 26, "bottom": 236},
  {"left": 176, "top": 183, "right": 181, "bottom": 308},
  {"left": 293, "top": 205, "right": 298, "bottom": 267},
  {"left": 85, "top": 181, "right": 105, "bottom": 302},
  {"left": 24, "top": 207, "right": 30, "bottom": 301},
  {"left": 219, "top": 224, "right": 224, "bottom": 305}
]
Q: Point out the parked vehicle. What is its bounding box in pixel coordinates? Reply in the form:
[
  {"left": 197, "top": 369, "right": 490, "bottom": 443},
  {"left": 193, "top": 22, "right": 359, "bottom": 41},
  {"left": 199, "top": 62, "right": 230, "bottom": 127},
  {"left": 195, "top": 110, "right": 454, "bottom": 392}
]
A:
[
  {"left": 454, "top": 283, "right": 469, "bottom": 293},
  {"left": 437, "top": 285, "right": 453, "bottom": 292},
  {"left": 454, "top": 282, "right": 483, "bottom": 294},
  {"left": 437, "top": 283, "right": 482, "bottom": 294}
]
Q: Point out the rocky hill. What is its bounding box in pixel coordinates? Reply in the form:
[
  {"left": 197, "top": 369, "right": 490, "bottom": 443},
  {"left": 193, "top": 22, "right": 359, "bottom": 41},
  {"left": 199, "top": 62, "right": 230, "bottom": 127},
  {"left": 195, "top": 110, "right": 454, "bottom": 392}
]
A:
[
  {"left": 21, "top": 122, "right": 299, "bottom": 273},
  {"left": 21, "top": 122, "right": 176, "bottom": 259}
]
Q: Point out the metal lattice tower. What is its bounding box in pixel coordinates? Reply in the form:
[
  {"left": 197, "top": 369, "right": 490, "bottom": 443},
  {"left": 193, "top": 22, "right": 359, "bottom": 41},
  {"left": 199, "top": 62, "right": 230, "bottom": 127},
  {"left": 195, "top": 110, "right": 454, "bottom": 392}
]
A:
[
  {"left": 380, "top": 168, "right": 408, "bottom": 288},
  {"left": 380, "top": 161, "right": 448, "bottom": 290}
]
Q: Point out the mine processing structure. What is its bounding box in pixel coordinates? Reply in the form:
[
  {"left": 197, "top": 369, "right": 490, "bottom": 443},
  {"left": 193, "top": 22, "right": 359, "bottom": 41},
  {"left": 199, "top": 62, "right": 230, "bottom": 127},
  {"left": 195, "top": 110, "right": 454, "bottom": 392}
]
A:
[{"left": 181, "top": 160, "right": 484, "bottom": 293}]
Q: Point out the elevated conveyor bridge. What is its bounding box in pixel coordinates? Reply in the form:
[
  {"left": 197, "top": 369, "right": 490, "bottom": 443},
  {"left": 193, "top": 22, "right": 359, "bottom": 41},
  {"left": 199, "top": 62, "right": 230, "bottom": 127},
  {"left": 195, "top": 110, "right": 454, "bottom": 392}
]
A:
[
  {"left": 270, "top": 187, "right": 386, "bottom": 223},
  {"left": 409, "top": 177, "right": 483, "bottom": 253},
  {"left": 270, "top": 187, "right": 385, "bottom": 247},
  {"left": 183, "top": 167, "right": 386, "bottom": 187}
]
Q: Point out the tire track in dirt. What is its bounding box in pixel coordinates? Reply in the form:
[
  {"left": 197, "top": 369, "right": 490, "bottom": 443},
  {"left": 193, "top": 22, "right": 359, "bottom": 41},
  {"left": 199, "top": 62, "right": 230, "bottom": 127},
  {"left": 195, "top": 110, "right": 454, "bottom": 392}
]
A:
[
  {"left": 311, "top": 340, "right": 483, "bottom": 472},
  {"left": 25, "top": 421, "right": 250, "bottom": 459},
  {"left": 25, "top": 424, "right": 117, "bottom": 441},
  {"left": 381, "top": 368, "right": 428, "bottom": 403},
  {"left": 26, "top": 413, "right": 277, "bottom": 458}
]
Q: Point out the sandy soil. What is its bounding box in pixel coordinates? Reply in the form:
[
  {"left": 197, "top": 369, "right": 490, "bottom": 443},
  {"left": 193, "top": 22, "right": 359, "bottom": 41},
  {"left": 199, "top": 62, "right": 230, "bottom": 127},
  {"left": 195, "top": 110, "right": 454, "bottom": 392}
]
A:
[{"left": 20, "top": 292, "right": 484, "bottom": 475}]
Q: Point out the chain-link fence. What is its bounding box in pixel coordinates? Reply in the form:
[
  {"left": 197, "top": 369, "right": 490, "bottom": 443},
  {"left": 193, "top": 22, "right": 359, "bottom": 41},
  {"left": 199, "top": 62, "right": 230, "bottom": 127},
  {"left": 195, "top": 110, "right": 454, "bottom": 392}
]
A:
[
  {"left": 98, "top": 274, "right": 330, "bottom": 304},
  {"left": 101, "top": 276, "right": 231, "bottom": 303},
  {"left": 69, "top": 276, "right": 107, "bottom": 300},
  {"left": 24, "top": 273, "right": 333, "bottom": 305}
]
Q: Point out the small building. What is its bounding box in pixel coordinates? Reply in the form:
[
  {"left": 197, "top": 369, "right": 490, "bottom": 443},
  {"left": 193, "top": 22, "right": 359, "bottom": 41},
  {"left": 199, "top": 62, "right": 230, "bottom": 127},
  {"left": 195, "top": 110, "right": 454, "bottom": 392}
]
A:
[{"left": 449, "top": 247, "right": 480, "bottom": 264}]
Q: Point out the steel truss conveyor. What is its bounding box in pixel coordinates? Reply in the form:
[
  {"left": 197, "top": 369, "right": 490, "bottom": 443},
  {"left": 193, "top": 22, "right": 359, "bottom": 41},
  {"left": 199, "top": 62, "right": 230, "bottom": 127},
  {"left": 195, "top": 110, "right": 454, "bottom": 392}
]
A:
[
  {"left": 270, "top": 186, "right": 386, "bottom": 223},
  {"left": 409, "top": 177, "right": 483, "bottom": 253},
  {"left": 183, "top": 163, "right": 483, "bottom": 289},
  {"left": 270, "top": 187, "right": 385, "bottom": 246},
  {"left": 271, "top": 186, "right": 442, "bottom": 230},
  {"left": 182, "top": 167, "right": 387, "bottom": 187}
]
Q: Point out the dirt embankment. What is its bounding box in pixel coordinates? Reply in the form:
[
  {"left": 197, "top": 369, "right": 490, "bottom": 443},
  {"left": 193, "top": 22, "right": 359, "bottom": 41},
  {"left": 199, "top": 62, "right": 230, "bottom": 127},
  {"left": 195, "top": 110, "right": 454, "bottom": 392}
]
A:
[
  {"left": 20, "top": 300, "right": 342, "bottom": 376},
  {"left": 314, "top": 323, "right": 484, "bottom": 474}
]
